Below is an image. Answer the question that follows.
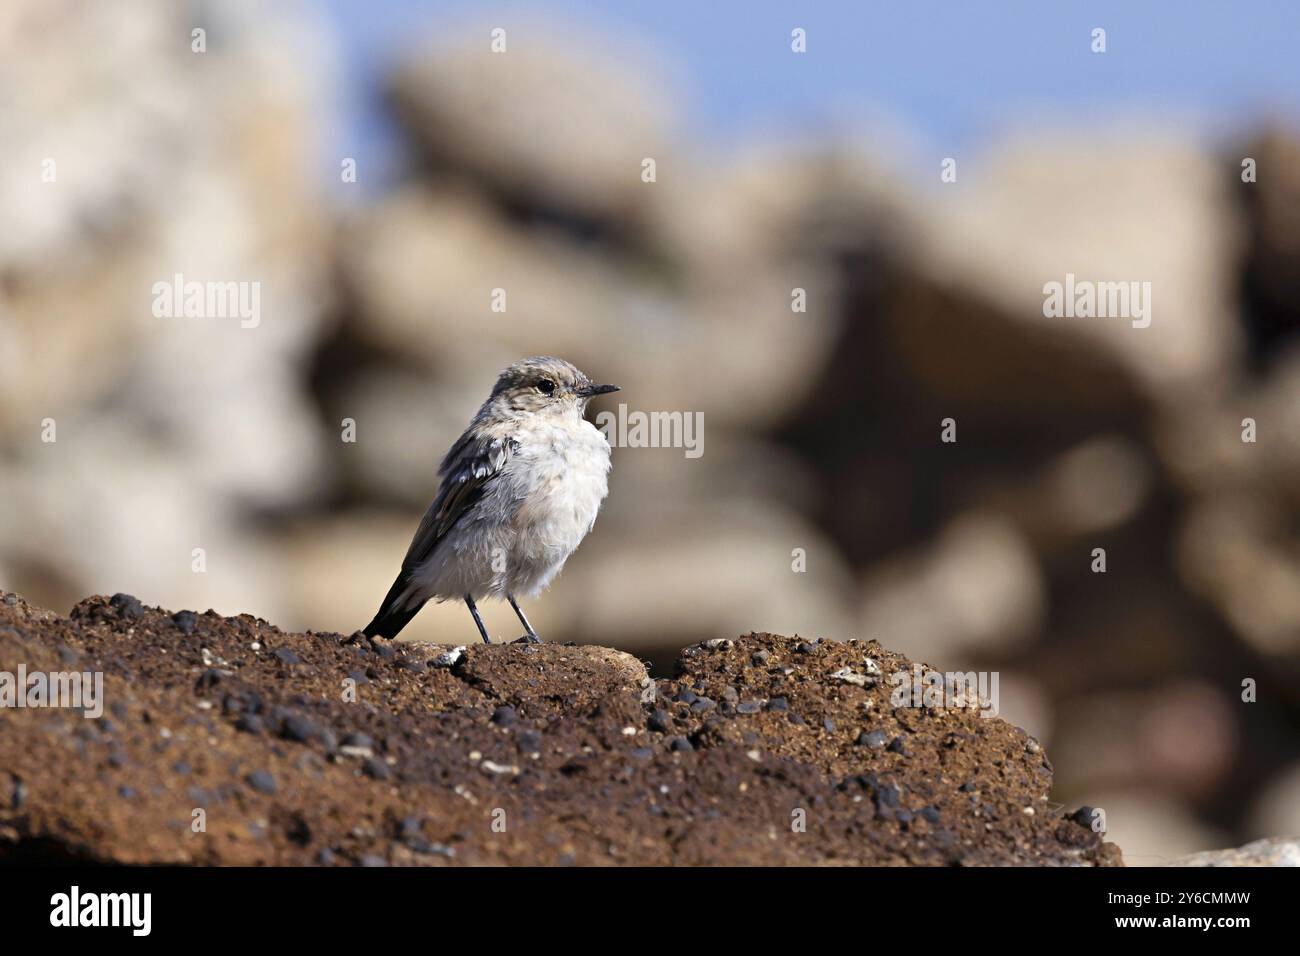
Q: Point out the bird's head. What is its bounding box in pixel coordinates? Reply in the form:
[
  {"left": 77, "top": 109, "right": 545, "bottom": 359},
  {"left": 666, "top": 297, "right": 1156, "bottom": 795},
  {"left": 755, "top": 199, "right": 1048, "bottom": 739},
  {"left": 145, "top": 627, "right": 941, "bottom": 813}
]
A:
[{"left": 488, "top": 356, "right": 620, "bottom": 419}]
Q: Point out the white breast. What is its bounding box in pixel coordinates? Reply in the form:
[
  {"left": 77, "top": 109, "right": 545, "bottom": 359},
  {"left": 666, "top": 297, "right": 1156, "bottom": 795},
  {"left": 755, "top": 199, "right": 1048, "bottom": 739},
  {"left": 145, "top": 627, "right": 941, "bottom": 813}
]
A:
[{"left": 503, "top": 418, "right": 611, "bottom": 597}]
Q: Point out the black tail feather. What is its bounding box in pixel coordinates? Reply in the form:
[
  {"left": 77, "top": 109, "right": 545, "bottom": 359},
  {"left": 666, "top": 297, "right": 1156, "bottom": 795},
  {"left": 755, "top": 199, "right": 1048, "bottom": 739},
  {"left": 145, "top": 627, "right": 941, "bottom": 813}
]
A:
[{"left": 363, "top": 572, "right": 425, "bottom": 639}]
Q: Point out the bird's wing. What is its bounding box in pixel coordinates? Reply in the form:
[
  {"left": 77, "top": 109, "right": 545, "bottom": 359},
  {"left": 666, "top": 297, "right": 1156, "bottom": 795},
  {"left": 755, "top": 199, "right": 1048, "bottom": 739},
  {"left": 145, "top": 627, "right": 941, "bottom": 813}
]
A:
[{"left": 400, "top": 432, "right": 516, "bottom": 571}]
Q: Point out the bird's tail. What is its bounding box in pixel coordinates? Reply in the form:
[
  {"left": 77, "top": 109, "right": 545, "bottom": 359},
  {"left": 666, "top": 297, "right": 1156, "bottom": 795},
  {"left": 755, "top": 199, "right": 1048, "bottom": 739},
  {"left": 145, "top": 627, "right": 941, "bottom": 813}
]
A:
[{"left": 362, "top": 572, "right": 425, "bottom": 639}]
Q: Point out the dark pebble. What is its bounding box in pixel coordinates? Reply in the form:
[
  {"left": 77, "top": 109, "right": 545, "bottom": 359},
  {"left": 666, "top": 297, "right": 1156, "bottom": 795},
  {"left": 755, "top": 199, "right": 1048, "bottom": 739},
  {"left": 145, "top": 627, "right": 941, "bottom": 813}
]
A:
[
  {"left": 823, "top": 718, "right": 836, "bottom": 732},
  {"left": 363, "top": 758, "right": 390, "bottom": 780},
  {"left": 235, "top": 714, "right": 264, "bottom": 734},
  {"left": 340, "top": 732, "right": 373, "bottom": 750},
  {"left": 766, "top": 697, "right": 789, "bottom": 712},
  {"left": 736, "top": 700, "right": 763, "bottom": 715},
  {"left": 920, "top": 806, "right": 942, "bottom": 824},
  {"left": 795, "top": 642, "right": 816, "bottom": 655},
  {"left": 171, "top": 610, "right": 197, "bottom": 635},
  {"left": 195, "top": 668, "right": 223, "bottom": 691},
  {"left": 280, "top": 713, "right": 320, "bottom": 743},
  {"left": 491, "top": 705, "right": 518, "bottom": 726},
  {"left": 273, "top": 648, "right": 302, "bottom": 665},
  {"left": 959, "top": 781, "right": 977, "bottom": 792},
  {"left": 674, "top": 688, "right": 697, "bottom": 704},
  {"left": 630, "top": 747, "right": 654, "bottom": 761},
  {"left": 668, "top": 737, "right": 695, "bottom": 753},
  {"left": 515, "top": 730, "right": 543, "bottom": 753},
  {"left": 118, "top": 786, "right": 137, "bottom": 800},
  {"left": 346, "top": 669, "right": 370, "bottom": 686},
  {"left": 109, "top": 593, "right": 144, "bottom": 619},
  {"left": 246, "top": 770, "right": 277, "bottom": 794},
  {"left": 2, "top": 594, "right": 16, "bottom": 605},
  {"left": 1070, "top": 806, "right": 1099, "bottom": 829},
  {"left": 317, "top": 848, "right": 335, "bottom": 865},
  {"left": 690, "top": 697, "right": 716, "bottom": 713},
  {"left": 647, "top": 709, "right": 672, "bottom": 733},
  {"left": 858, "top": 730, "right": 889, "bottom": 749},
  {"left": 360, "top": 855, "right": 388, "bottom": 867},
  {"left": 751, "top": 650, "right": 769, "bottom": 665},
  {"left": 887, "top": 736, "right": 909, "bottom": 755}
]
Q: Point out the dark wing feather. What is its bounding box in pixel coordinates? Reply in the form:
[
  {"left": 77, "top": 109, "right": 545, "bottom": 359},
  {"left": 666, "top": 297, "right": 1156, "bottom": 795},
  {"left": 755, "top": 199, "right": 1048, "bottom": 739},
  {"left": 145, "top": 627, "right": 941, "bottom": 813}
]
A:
[
  {"left": 362, "top": 433, "right": 514, "bottom": 638},
  {"left": 401, "top": 433, "right": 514, "bottom": 570}
]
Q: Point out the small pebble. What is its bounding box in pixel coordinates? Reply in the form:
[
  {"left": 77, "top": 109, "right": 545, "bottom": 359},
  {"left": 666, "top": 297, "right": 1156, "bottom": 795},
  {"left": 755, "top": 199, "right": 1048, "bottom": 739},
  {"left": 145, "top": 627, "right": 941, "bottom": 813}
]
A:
[
  {"left": 668, "top": 737, "right": 694, "bottom": 753},
  {"left": 736, "top": 700, "right": 763, "bottom": 715},
  {"left": 363, "top": 758, "right": 390, "bottom": 780},
  {"left": 280, "top": 713, "right": 320, "bottom": 744},
  {"left": 171, "top": 610, "right": 197, "bottom": 634},
  {"left": 235, "top": 714, "right": 264, "bottom": 734},
  {"left": 430, "top": 646, "right": 466, "bottom": 668},
  {"left": 491, "top": 705, "right": 518, "bottom": 726},
  {"left": 766, "top": 697, "right": 789, "bottom": 712},
  {"left": 647, "top": 709, "right": 672, "bottom": 733},
  {"left": 858, "top": 729, "right": 888, "bottom": 749},
  {"left": 274, "top": 648, "right": 302, "bottom": 665},
  {"left": 109, "top": 593, "right": 144, "bottom": 619},
  {"left": 515, "top": 730, "right": 543, "bottom": 753},
  {"left": 246, "top": 770, "right": 277, "bottom": 794}
]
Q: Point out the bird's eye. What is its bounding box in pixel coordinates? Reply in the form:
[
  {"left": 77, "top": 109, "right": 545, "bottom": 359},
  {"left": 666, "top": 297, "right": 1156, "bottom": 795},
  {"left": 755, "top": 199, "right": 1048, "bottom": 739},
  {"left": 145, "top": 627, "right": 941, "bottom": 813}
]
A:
[{"left": 536, "top": 379, "right": 556, "bottom": 395}]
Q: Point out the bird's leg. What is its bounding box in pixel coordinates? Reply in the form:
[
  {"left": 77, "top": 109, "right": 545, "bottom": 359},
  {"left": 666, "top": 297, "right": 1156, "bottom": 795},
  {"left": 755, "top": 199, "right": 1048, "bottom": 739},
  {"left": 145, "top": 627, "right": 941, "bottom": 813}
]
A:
[
  {"left": 507, "top": 594, "right": 542, "bottom": 644},
  {"left": 465, "top": 595, "right": 491, "bottom": 644}
]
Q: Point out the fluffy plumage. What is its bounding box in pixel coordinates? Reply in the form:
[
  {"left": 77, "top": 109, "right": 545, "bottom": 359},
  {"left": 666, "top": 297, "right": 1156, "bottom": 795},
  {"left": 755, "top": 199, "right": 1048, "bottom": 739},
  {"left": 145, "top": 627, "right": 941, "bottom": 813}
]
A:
[{"left": 363, "top": 357, "right": 617, "bottom": 641}]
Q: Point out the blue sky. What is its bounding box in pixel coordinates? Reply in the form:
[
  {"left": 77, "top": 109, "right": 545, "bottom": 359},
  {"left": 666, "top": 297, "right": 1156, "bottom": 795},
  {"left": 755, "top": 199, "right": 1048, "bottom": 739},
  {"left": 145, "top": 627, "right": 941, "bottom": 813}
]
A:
[{"left": 316, "top": 0, "right": 1300, "bottom": 185}]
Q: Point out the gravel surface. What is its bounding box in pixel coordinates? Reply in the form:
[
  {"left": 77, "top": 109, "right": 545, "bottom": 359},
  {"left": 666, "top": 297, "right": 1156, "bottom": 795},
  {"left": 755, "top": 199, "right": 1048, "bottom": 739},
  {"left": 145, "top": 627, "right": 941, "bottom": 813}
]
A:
[{"left": 0, "top": 591, "right": 1121, "bottom": 866}]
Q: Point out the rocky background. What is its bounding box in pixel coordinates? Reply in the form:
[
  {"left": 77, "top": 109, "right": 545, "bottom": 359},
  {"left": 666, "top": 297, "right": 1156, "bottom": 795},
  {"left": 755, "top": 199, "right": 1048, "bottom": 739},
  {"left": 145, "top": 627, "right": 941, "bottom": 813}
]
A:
[{"left": 1, "top": 0, "right": 1298, "bottom": 862}]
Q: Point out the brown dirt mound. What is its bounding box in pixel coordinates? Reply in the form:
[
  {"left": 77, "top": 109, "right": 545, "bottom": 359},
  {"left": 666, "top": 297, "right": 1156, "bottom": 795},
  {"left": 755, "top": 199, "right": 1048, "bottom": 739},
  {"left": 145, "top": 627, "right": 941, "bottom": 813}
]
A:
[{"left": 0, "top": 591, "right": 1120, "bottom": 866}]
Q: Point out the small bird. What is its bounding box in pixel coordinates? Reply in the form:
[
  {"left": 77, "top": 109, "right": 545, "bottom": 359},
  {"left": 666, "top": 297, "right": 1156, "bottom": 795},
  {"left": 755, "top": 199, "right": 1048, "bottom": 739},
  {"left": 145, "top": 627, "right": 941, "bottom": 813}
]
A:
[{"left": 363, "top": 356, "right": 619, "bottom": 644}]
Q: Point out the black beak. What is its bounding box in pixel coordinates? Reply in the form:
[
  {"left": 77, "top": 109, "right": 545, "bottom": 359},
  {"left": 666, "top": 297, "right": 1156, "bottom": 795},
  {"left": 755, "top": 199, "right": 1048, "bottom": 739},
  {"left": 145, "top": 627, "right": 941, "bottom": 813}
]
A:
[{"left": 577, "top": 383, "right": 620, "bottom": 398}]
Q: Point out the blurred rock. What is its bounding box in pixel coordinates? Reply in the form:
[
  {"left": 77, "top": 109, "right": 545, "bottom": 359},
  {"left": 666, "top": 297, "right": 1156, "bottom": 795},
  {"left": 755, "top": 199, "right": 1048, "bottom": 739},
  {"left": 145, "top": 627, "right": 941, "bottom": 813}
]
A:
[
  {"left": 858, "top": 512, "right": 1046, "bottom": 661},
  {"left": 1177, "top": 496, "right": 1300, "bottom": 655},
  {"left": 1079, "top": 789, "right": 1227, "bottom": 865},
  {"left": 1051, "top": 682, "right": 1236, "bottom": 798},
  {"left": 0, "top": 0, "right": 334, "bottom": 617},
  {"left": 389, "top": 24, "right": 675, "bottom": 229},
  {"left": 918, "top": 135, "right": 1244, "bottom": 405},
  {"left": 1250, "top": 761, "right": 1300, "bottom": 840},
  {"left": 1238, "top": 129, "right": 1300, "bottom": 359},
  {"left": 1167, "top": 837, "right": 1300, "bottom": 867}
]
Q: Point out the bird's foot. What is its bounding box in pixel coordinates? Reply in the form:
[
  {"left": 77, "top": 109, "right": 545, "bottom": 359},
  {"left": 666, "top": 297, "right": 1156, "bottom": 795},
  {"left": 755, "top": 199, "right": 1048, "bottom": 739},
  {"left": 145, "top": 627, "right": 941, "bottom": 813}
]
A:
[{"left": 511, "top": 633, "right": 543, "bottom": 645}]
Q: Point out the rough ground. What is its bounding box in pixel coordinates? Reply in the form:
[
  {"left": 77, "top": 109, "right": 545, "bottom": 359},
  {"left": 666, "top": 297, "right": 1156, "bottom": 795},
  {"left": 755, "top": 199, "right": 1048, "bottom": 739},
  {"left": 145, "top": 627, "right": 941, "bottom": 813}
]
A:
[{"left": 0, "top": 591, "right": 1120, "bottom": 866}]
